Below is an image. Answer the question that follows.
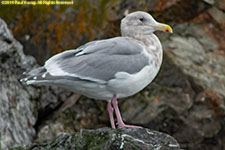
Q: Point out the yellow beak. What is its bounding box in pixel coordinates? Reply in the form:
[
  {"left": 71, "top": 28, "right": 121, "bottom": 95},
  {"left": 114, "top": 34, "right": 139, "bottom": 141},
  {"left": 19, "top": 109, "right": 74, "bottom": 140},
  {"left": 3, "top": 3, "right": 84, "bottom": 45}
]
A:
[{"left": 153, "top": 23, "right": 173, "bottom": 33}]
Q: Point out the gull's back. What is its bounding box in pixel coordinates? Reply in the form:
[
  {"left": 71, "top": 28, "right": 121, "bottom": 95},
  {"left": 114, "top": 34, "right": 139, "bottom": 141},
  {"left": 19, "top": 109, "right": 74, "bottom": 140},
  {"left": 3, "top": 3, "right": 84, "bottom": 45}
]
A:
[{"left": 21, "top": 36, "right": 154, "bottom": 100}]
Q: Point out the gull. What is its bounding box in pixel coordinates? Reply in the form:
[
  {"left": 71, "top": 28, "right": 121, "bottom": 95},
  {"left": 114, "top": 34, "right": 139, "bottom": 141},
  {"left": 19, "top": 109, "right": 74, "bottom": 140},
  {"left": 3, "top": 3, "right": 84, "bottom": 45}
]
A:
[{"left": 21, "top": 11, "right": 173, "bottom": 129}]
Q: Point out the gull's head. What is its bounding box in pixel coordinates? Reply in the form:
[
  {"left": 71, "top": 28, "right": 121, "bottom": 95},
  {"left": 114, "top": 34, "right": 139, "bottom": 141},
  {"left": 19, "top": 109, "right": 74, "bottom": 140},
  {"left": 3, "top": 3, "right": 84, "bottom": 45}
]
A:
[{"left": 121, "top": 11, "right": 173, "bottom": 37}]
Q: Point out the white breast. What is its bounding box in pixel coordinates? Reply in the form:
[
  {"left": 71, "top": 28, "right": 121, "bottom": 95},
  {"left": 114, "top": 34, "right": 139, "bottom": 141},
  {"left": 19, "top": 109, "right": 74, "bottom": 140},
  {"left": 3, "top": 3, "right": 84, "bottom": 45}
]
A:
[{"left": 106, "top": 63, "right": 160, "bottom": 98}]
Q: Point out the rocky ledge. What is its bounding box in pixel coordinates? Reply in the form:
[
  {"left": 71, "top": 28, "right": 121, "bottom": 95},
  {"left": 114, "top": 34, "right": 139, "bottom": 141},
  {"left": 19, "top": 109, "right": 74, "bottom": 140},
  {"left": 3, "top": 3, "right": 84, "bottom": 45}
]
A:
[{"left": 11, "top": 128, "right": 180, "bottom": 150}]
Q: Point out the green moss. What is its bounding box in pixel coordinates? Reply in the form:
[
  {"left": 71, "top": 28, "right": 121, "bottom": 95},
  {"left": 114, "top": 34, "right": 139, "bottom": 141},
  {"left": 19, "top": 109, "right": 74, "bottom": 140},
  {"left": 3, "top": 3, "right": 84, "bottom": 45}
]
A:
[
  {"left": 9, "top": 146, "right": 27, "bottom": 150},
  {"left": 74, "top": 131, "right": 111, "bottom": 149}
]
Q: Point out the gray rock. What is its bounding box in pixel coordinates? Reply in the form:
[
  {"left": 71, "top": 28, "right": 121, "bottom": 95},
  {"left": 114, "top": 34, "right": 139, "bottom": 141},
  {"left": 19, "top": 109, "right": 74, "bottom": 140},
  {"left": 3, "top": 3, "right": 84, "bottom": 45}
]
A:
[
  {"left": 208, "top": 7, "right": 225, "bottom": 24},
  {"left": 0, "top": 18, "right": 38, "bottom": 150},
  {"left": 0, "top": 18, "right": 72, "bottom": 150},
  {"left": 163, "top": 23, "right": 225, "bottom": 98},
  {"left": 151, "top": 19, "right": 225, "bottom": 150},
  {"left": 10, "top": 128, "right": 180, "bottom": 150}
]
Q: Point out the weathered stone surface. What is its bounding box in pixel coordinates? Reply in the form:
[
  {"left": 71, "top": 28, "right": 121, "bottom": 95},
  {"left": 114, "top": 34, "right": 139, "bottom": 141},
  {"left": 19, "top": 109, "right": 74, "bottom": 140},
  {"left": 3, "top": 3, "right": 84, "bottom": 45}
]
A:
[
  {"left": 11, "top": 128, "right": 180, "bottom": 150},
  {"left": 0, "top": 18, "right": 72, "bottom": 150},
  {"left": 0, "top": 18, "right": 37, "bottom": 150},
  {"left": 162, "top": 24, "right": 225, "bottom": 98}
]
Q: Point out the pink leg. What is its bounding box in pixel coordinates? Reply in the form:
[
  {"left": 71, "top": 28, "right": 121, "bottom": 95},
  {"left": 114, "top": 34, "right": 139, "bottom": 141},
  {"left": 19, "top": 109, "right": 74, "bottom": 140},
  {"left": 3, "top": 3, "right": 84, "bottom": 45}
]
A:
[
  {"left": 111, "top": 96, "right": 142, "bottom": 128},
  {"left": 107, "top": 102, "right": 115, "bottom": 129}
]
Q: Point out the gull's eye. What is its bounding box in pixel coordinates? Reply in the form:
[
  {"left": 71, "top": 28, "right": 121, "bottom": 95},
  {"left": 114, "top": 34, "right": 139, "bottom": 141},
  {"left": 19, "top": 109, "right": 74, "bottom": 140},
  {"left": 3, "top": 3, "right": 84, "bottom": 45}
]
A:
[{"left": 139, "top": 17, "right": 144, "bottom": 22}]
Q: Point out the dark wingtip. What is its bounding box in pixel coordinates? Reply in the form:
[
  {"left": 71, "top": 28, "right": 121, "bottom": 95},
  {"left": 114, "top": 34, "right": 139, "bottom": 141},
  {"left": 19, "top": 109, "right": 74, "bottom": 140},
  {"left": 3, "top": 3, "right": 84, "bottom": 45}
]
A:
[{"left": 20, "top": 77, "right": 28, "bottom": 83}]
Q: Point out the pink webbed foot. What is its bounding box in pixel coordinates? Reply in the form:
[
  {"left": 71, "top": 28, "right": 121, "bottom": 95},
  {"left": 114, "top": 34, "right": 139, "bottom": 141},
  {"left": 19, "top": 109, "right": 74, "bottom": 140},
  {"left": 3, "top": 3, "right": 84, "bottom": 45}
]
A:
[{"left": 117, "top": 122, "right": 142, "bottom": 128}]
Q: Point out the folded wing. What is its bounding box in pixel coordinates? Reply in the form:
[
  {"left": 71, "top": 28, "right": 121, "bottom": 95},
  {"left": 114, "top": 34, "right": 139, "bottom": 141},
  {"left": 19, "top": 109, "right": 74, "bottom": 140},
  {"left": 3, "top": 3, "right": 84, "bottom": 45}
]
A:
[{"left": 23, "top": 37, "right": 150, "bottom": 84}]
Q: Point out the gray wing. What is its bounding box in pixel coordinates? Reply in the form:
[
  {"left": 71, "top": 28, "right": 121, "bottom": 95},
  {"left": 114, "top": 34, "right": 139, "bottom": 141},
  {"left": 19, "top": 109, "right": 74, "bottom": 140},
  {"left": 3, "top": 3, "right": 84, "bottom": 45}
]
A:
[{"left": 45, "top": 37, "right": 149, "bottom": 83}]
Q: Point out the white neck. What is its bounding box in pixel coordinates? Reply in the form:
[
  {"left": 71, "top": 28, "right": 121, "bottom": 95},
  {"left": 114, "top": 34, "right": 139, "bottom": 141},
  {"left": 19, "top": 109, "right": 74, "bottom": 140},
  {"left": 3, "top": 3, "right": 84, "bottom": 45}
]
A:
[{"left": 125, "top": 33, "right": 163, "bottom": 69}]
